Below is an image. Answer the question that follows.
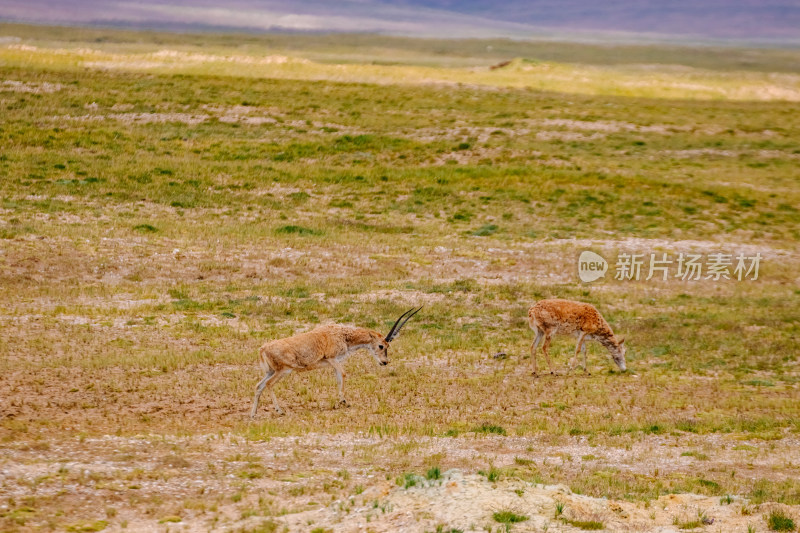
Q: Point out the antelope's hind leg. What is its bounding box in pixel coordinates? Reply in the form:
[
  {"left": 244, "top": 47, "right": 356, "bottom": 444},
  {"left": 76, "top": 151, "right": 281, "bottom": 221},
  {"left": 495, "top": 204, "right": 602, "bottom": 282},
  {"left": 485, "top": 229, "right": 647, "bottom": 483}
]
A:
[
  {"left": 328, "top": 359, "right": 348, "bottom": 408},
  {"left": 531, "top": 330, "right": 543, "bottom": 377},
  {"left": 541, "top": 334, "right": 554, "bottom": 375},
  {"left": 250, "top": 368, "right": 291, "bottom": 417},
  {"left": 581, "top": 338, "right": 590, "bottom": 375},
  {"left": 267, "top": 369, "right": 292, "bottom": 415},
  {"left": 570, "top": 333, "right": 588, "bottom": 373},
  {"left": 250, "top": 368, "right": 275, "bottom": 418}
]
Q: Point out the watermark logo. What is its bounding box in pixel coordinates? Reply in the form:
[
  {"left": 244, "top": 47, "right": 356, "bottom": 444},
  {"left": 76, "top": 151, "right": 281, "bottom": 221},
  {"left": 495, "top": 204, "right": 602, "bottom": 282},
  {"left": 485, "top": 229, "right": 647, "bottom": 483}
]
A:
[
  {"left": 579, "top": 250, "right": 762, "bottom": 283},
  {"left": 578, "top": 250, "right": 609, "bottom": 282}
]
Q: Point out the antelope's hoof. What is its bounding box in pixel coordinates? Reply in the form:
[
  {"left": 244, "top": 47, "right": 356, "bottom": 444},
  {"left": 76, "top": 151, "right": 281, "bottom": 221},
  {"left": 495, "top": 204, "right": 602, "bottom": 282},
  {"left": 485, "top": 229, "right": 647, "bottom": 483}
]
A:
[
  {"left": 336, "top": 399, "right": 349, "bottom": 408},
  {"left": 274, "top": 408, "right": 286, "bottom": 416}
]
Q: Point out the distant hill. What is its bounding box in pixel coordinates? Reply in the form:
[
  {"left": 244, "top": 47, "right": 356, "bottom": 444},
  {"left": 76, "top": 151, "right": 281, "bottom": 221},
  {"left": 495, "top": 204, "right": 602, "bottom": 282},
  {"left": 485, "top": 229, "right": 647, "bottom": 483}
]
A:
[
  {"left": 394, "top": 0, "right": 800, "bottom": 41},
  {"left": 1, "top": 0, "right": 798, "bottom": 44}
]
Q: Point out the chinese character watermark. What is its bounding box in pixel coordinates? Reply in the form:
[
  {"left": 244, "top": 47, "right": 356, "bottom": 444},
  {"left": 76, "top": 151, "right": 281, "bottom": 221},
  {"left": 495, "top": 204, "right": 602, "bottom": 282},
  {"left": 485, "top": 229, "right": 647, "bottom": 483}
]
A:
[
  {"left": 615, "top": 253, "right": 644, "bottom": 281},
  {"left": 579, "top": 251, "right": 762, "bottom": 283}
]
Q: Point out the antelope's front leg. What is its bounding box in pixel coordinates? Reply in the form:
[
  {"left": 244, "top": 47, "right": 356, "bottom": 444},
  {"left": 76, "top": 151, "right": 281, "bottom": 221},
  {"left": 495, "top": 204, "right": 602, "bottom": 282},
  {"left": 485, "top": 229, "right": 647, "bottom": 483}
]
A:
[{"left": 328, "top": 360, "right": 348, "bottom": 407}]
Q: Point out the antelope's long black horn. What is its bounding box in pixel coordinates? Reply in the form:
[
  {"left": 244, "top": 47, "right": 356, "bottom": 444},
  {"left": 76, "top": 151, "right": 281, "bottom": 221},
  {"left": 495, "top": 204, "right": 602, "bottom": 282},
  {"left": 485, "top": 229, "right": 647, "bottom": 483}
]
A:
[
  {"left": 384, "top": 307, "right": 414, "bottom": 342},
  {"left": 385, "top": 306, "right": 422, "bottom": 342}
]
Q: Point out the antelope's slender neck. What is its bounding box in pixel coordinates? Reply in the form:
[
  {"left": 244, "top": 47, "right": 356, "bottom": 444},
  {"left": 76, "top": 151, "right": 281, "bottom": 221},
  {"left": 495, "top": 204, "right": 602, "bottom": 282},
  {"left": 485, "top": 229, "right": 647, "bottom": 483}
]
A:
[
  {"left": 597, "top": 334, "right": 619, "bottom": 352},
  {"left": 344, "top": 343, "right": 371, "bottom": 358},
  {"left": 343, "top": 327, "right": 379, "bottom": 348}
]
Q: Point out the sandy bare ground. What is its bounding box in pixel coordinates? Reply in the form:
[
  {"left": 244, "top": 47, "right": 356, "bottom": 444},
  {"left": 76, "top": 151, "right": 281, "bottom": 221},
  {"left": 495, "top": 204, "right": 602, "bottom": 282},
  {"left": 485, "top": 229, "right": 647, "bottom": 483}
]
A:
[
  {"left": 2, "top": 432, "right": 798, "bottom": 532},
  {"left": 0, "top": 230, "right": 794, "bottom": 288}
]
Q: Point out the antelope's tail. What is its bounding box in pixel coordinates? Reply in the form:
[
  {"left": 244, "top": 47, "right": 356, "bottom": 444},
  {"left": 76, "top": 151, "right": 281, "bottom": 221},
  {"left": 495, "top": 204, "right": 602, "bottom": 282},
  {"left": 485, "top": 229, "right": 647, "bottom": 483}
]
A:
[
  {"left": 257, "top": 345, "right": 275, "bottom": 373},
  {"left": 527, "top": 303, "right": 540, "bottom": 330}
]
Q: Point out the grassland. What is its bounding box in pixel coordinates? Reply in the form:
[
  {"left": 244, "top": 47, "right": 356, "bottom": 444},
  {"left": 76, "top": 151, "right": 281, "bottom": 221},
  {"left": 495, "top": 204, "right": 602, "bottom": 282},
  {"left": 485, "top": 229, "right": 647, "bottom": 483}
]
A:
[{"left": 1, "top": 23, "right": 799, "bottom": 532}]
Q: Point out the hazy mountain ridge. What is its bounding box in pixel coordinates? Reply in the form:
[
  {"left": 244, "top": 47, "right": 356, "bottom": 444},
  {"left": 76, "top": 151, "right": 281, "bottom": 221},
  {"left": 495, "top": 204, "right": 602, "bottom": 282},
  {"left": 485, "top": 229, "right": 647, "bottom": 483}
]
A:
[
  {"left": 394, "top": 0, "right": 800, "bottom": 39},
  {"left": 1, "top": 0, "right": 799, "bottom": 43}
]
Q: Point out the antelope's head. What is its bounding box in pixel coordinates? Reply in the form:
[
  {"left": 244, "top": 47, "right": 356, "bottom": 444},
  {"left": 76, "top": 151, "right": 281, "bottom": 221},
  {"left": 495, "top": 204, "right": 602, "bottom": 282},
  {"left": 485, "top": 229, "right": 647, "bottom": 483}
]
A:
[
  {"left": 611, "top": 337, "right": 627, "bottom": 371},
  {"left": 368, "top": 306, "right": 422, "bottom": 366}
]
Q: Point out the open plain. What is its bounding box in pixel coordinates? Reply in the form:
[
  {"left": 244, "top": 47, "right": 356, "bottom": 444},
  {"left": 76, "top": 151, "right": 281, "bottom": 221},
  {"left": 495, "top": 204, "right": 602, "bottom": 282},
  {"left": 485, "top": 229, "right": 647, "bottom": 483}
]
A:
[{"left": 1, "top": 23, "right": 799, "bottom": 532}]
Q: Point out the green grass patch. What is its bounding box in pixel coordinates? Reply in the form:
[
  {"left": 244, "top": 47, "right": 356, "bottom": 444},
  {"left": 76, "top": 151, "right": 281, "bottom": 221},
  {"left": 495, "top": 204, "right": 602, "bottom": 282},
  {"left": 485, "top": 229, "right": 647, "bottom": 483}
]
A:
[
  {"left": 681, "top": 451, "right": 710, "bottom": 460},
  {"left": 66, "top": 521, "right": 108, "bottom": 532},
  {"left": 275, "top": 225, "right": 323, "bottom": 236},
  {"left": 133, "top": 224, "right": 158, "bottom": 233},
  {"left": 478, "top": 466, "right": 503, "bottom": 482},
  {"left": 470, "top": 224, "right": 498, "bottom": 237},
  {"left": 426, "top": 466, "right": 441, "bottom": 480},
  {"left": 474, "top": 423, "right": 506, "bottom": 436},
  {"left": 563, "top": 518, "right": 604, "bottom": 530},
  {"left": 492, "top": 510, "right": 528, "bottom": 524},
  {"left": 767, "top": 510, "right": 796, "bottom": 531}
]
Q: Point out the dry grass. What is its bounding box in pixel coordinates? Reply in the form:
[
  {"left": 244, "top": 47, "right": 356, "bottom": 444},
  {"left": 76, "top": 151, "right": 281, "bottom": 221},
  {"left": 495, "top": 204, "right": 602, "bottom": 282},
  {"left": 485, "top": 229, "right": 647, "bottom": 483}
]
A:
[
  {"left": 1, "top": 23, "right": 799, "bottom": 532},
  {"left": 4, "top": 43, "right": 800, "bottom": 101}
]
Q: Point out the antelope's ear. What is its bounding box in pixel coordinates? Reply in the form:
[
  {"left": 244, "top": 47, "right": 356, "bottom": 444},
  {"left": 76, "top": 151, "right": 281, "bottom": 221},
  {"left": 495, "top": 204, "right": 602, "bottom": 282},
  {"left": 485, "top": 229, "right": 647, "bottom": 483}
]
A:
[{"left": 618, "top": 337, "right": 625, "bottom": 345}]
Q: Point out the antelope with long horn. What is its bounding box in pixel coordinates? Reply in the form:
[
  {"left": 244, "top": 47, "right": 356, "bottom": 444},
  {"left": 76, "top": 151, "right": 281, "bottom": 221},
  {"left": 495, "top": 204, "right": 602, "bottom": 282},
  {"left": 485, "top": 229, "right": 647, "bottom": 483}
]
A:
[{"left": 250, "top": 307, "right": 422, "bottom": 417}]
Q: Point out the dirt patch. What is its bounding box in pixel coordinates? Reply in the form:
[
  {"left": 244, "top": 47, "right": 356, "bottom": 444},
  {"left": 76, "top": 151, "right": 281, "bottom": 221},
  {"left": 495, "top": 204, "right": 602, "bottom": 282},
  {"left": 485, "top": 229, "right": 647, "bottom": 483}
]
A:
[
  {"left": 46, "top": 112, "right": 210, "bottom": 125},
  {"left": 350, "top": 289, "right": 449, "bottom": 306},
  {"left": 535, "top": 237, "right": 795, "bottom": 257},
  {"left": 149, "top": 49, "right": 306, "bottom": 66},
  {"left": 429, "top": 146, "right": 519, "bottom": 165},
  {"left": 662, "top": 148, "right": 739, "bottom": 158},
  {"left": 532, "top": 118, "right": 680, "bottom": 135},
  {"left": 1, "top": 80, "right": 63, "bottom": 93},
  {"left": 109, "top": 112, "right": 209, "bottom": 125},
  {"left": 662, "top": 148, "right": 800, "bottom": 160},
  {"left": 79, "top": 49, "right": 310, "bottom": 73},
  {"left": 218, "top": 114, "right": 278, "bottom": 125},
  {"left": 535, "top": 130, "right": 604, "bottom": 142}
]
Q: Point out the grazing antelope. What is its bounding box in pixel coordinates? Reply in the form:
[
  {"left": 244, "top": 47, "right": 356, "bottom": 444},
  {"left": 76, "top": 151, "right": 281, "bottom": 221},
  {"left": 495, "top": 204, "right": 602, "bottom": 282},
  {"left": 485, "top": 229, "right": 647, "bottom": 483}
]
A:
[
  {"left": 250, "top": 307, "right": 421, "bottom": 417},
  {"left": 528, "top": 299, "right": 627, "bottom": 375}
]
